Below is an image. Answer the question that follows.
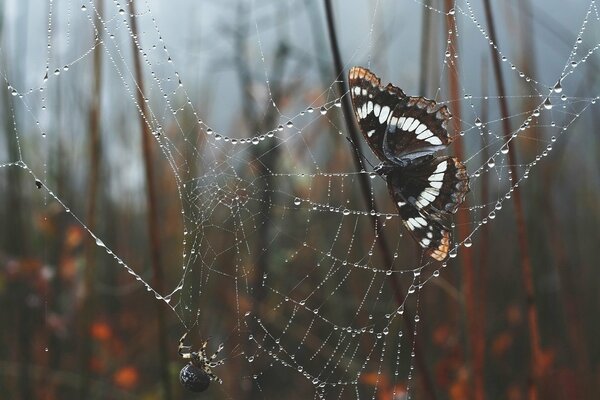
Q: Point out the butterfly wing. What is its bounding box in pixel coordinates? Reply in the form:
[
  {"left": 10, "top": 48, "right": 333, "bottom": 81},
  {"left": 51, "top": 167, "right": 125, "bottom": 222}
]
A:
[
  {"left": 349, "top": 66, "right": 469, "bottom": 261},
  {"left": 349, "top": 66, "right": 406, "bottom": 161},
  {"left": 387, "top": 157, "right": 469, "bottom": 261},
  {"left": 349, "top": 66, "right": 453, "bottom": 164},
  {"left": 383, "top": 96, "right": 453, "bottom": 162}
]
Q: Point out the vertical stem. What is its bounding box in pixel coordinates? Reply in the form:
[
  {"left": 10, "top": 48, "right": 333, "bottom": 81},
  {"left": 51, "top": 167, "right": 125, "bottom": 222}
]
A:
[
  {"left": 475, "top": 57, "right": 490, "bottom": 400},
  {"left": 129, "top": 2, "right": 172, "bottom": 399},
  {"left": 443, "top": 2, "right": 483, "bottom": 399},
  {"left": 323, "top": 1, "right": 437, "bottom": 399},
  {"left": 482, "top": 1, "right": 542, "bottom": 399},
  {"left": 80, "top": 1, "right": 104, "bottom": 397},
  {"left": 418, "top": 0, "right": 432, "bottom": 96}
]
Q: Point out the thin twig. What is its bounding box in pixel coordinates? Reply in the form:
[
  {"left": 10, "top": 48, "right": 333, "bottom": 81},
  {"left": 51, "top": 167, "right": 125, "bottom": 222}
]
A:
[
  {"left": 80, "top": 0, "right": 104, "bottom": 397},
  {"left": 323, "top": 1, "right": 437, "bottom": 398},
  {"left": 129, "top": 2, "right": 172, "bottom": 399},
  {"left": 443, "top": 2, "right": 483, "bottom": 400}
]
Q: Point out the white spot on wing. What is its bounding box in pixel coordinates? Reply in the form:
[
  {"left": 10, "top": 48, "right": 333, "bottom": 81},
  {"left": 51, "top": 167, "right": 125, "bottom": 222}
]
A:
[
  {"left": 429, "top": 172, "right": 444, "bottom": 181},
  {"left": 402, "top": 117, "right": 414, "bottom": 131},
  {"left": 397, "top": 201, "right": 406, "bottom": 207},
  {"left": 426, "top": 136, "right": 444, "bottom": 145},
  {"left": 416, "top": 129, "right": 433, "bottom": 140},
  {"left": 379, "top": 106, "right": 391, "bottom": 124},
  {"left": 421, "top": 238, "right": 431, "bottom": 246},
  {"left": 397, "top": 117, "right": 406, "bottom": 129},
  {"left": 373, "top": 103, "right": 381, "bottom": 117},
  {"left": 424, "top": 188, "right": 439, "bottom": 197},
  {"left": 360, "top": 103, "right": 368, "bottom": 119},
  {"left": 367, "top": 101, "right": 373, "bottom": 115},
  {"left": 420, "top": 191, "right": 436, "bottom": 203},
  {"left": 415, "top": 217, "right": 427, "bottom": 226},
  {"left": 409, "top": 119, "right": 420, "bottom": 132},
  {"left": 415, "top": 199, "right": 428, "bottom": 209},
  {"left": 415, "top": 124, "right": 427, "bottom": 134},
  {"left": 353, "top": 86, "right": 361, "bottom": 96},
  {"left": 434, "top": 161, "right": 448, "bottom": 174},
  {"left": 430, "top": 180, "right": 443, "bottom": 189},
  {"left": 389, "top": 116, "right": 398, "bottom": 132},
  {"left": 367, "top": 129, "right": 375, "bottom": 137}
]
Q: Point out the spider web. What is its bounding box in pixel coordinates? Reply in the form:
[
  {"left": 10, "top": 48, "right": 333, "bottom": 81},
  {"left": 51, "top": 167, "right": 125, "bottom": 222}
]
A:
[{"left": 1, "top": 0, "right": 598, "bottom": 398}]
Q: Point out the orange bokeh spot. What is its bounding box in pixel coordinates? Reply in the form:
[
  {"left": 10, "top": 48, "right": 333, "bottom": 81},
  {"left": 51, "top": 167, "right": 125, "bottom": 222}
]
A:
[
  {"left": 113, "top": 366, "right": 139, "bottom": 390},
  {"left": 90, "top": 321, "right": 112, "bottom": 342}
]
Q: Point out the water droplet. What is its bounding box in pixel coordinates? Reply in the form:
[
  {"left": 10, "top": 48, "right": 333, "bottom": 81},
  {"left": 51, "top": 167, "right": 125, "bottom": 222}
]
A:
[
  {"left": 475, "top": 117, "right": 482, "bottom": 127},
  {"left": 251, "top": 137, "right": 259, "bottom": 145},
  {"left": 119, "top": 9, "right": 126, "bottom": 15},
  {"left": 320, "top": 106, "right": 327, "bottom": 115},
  {"left": 464, "top": 238, "right": 472, "bottom": 248},
  {"left": 553, "top": 81, "right": 562, "bottom": 93},
  {"left": 543, "top": 98, "right": 552, "bottom": 109},
  {"left": 53, "top": 69, "right": 60, "bottom": 76},
  {"left": 487, "top": 158, "right": 495, "bottom": 168},
  {"left": 286, "top": 121, "right": 293, "bottom": 128},
  {"left": 293, "top": 197, "right": 301, "bottom": 206},
  {"left": 81, "top": 5, "right": 87, "bottom": 11}
]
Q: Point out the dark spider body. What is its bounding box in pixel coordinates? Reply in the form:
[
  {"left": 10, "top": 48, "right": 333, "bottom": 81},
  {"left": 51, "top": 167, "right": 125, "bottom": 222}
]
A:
[{"left": 178, "top": 332, "right": 224, "bottom": 392}]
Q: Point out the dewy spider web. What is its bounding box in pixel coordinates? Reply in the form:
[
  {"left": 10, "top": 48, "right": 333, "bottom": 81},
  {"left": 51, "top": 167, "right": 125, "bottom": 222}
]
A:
[{"left": 1, "top": 0, "right": 598, "bottom": 398}]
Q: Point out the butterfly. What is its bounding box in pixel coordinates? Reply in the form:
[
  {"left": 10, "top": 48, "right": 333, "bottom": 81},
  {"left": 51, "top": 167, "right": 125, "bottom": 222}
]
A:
[{"left": 348, "top": 66, "right": 469, "bottom": 261}]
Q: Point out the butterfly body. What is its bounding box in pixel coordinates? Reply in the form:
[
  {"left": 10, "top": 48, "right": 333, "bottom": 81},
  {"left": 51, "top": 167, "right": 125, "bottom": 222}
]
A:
[{"left": 348, "top": 66, "right": 469, "bottom": 261}]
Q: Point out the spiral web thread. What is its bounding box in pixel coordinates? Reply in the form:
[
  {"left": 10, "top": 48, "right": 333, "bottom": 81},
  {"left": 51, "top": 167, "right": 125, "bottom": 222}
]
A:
[{"left": 0, "top": 0, "right": 598, "bottom": 398}]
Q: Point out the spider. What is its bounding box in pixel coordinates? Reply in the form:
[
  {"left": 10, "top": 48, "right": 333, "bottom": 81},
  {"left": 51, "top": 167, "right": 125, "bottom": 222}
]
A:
[{"left": 178, "top": 332, "right": 225, "bottom": 392}]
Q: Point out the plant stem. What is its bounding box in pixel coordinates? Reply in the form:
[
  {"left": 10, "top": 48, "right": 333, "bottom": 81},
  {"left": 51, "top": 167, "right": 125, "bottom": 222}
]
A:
[
  {"left": 129, "top": 2, "right": 172, "bottom": 399},
  {"left": 80, "top": 0, "right": 104, "bottom": 397},
  {"left": 323, "top": 1, "right": 437, "bottom": 398},
  {"left": 443, "top": 2, "right": 484, "bottom": 399},
  {"left": 482, "top": 1, "right": 542, "bottom": 398}
]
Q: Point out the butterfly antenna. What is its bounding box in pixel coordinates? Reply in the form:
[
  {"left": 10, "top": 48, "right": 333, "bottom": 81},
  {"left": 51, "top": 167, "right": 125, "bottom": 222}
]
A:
[{"left": 345, "top": 136, "right": 376, "bottom": 171}]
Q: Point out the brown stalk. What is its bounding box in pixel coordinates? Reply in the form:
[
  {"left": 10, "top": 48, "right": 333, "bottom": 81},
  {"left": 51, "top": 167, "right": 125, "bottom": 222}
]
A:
[
  {"left": 323, "top": 1, "right": 437, "bottom": 398},
  {"left": 482, "top": 1, "right": 542, "bottom": 399},
  {"left": 443, "top": 3, "right": 483, "bottom": 399},
  {"left": 79, "top": 1, "right": 104, "bottom": 397},
  {"left": 475, "top": 57, "right": 490, "bottom": 400},
  {"left": 418, "top": 0, "right": 433, "bottom": 96},
  {"left": 128, "top": 2, "right": 172, "bottom": 399}
]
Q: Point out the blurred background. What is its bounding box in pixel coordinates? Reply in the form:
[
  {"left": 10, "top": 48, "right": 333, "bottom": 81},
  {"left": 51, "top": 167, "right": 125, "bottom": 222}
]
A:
[{"left": 0, "top": 0, "right": 599, "bottom": 399}]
